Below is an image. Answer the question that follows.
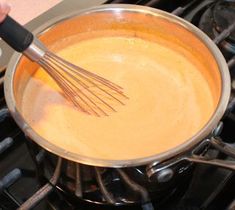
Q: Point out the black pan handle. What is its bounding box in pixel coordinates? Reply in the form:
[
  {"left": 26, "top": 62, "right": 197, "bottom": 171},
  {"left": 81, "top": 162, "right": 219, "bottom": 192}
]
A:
[{"left": 0, "top": 15, "right": 33, "bottom": 52}]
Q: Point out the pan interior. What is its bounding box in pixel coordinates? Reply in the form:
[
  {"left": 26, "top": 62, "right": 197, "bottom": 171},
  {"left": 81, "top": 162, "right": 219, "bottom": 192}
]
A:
[{"left": 13, "top": 10, "right": 221, "bottom": 161}]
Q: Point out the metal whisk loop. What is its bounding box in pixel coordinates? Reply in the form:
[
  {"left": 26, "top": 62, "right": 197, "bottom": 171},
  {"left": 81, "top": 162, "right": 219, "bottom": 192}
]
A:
[{"left": 38, "top": 51, "right": 128, "bottom": 117}]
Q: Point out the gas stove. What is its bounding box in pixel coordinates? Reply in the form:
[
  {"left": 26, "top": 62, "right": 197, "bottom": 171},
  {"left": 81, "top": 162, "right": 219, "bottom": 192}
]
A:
[{"left": 0, "top": 0, "right": 235, "bottom": 210}]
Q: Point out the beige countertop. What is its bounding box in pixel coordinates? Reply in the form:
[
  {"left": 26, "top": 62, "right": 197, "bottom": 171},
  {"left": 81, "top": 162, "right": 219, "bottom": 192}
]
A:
[{"left": 7, "top": 0, "right": 62, "bottom": 24}]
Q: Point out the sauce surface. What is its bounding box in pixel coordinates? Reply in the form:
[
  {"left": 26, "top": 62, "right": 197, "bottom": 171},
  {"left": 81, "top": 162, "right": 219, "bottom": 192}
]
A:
[{"left": 21, "top": 36, "right": 215, "bottom": 160}]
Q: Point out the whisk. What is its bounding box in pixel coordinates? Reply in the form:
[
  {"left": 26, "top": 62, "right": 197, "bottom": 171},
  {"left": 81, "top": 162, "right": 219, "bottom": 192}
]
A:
[{"left": 0, "top": 16, "right": 127, "bottom": 117}]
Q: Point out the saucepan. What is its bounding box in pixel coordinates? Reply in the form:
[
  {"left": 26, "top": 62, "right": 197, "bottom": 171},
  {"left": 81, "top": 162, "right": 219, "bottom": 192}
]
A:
[{"left": 3, "top": 4, "right": 235, "bottom": 205}]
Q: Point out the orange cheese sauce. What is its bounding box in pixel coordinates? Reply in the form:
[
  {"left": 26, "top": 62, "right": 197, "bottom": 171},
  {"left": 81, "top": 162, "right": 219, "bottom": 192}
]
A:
[{"left": 21, "top": 36, "right": 215, "bottom": 160}]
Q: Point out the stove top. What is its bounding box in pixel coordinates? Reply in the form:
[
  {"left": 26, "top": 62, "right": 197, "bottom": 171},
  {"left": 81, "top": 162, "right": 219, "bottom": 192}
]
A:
[{"left": 0, "top": 1, "right": 235, "bottom": 210}]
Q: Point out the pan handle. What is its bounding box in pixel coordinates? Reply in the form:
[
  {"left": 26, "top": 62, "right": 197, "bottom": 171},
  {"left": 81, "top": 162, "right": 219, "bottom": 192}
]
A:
[
  {"left": 186, "top": 157, "right": 235, "bottom": 170},
  {"left": 146, "top": 137, "right": 235, "bottom": 182},
  {"left": 185, "top": 137, "right": 235, "bottom": 171}
]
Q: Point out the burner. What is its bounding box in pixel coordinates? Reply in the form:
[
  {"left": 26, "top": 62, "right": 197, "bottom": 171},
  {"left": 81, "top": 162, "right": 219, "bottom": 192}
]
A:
[
  {"left": 39, "top": 154, "right": 193, "bottom": 208},
  {"left": 213, "top": 1, "right": 235, "bottom": 43},
  {"left": 198, "top": 0, "right": 235, "bottom": 56}
]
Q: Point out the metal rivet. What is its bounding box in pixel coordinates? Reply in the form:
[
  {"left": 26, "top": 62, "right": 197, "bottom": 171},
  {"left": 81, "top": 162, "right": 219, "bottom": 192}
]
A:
[{"left": 157, "top": 168, "right": 174, "bottom": 183}]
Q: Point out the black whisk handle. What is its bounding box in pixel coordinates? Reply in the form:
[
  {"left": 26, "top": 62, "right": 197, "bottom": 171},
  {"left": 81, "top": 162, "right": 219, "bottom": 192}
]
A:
[{"left": 0, "top": 15, "right": 33, "bottom": 52}]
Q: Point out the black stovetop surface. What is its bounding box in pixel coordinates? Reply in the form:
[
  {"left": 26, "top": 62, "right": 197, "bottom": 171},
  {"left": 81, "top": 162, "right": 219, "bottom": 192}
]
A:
[{"left": 1, "top": 0, "right": 235, "bottom": 210}]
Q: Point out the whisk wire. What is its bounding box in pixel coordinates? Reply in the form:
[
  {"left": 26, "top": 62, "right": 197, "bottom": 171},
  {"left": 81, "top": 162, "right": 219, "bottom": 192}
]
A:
[
  {"left": 43, "top": 55, "right": 118, "bottom": 112},
  {"left": 45, "top": 52, "right": 127, "bottom": 104},
  {"left": 48, "top": 52, "right": 124, "bottom": 91},
  {"left": 38, "top": 51, "right": 128, "bottom": 116},
  {"left": 39, "top": 59, "right": 106, "bottom": 116}
]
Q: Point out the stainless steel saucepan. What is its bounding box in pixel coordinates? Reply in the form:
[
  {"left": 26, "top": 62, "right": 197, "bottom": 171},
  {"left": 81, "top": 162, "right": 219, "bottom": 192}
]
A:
[
  {"left": 4, "top": 4, "right": 231, "bottom": 167},
  {"left": 4, "top": 4, "right": 235, "bottom": 207}
]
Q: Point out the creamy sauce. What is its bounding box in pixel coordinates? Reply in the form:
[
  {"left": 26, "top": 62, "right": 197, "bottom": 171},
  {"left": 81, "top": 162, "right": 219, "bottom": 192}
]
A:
[{"left": 21, "top": 36, "right": 215, "bottom": 160}]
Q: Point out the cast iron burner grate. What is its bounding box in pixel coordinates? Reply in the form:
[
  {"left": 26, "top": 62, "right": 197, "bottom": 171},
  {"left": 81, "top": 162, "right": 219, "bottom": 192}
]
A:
[
  {"left": 197, "top": 1, "right": 235, "bottom": 57},
  {"left": 1, "top": 0, "right": 235, "bottom": 210}
]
